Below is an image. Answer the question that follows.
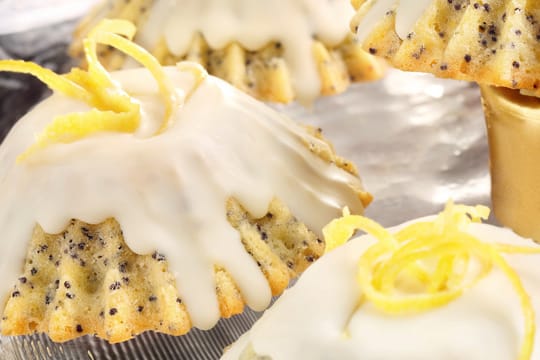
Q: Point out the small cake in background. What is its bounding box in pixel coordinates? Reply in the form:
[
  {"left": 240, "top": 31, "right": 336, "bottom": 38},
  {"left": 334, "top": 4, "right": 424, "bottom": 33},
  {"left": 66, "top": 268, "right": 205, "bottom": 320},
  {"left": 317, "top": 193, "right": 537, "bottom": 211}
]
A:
[
  {"left": 70, "top": 0, "right": 384, "bottom": 103},
  {"left": 0, "top": 19, "right": 371, "bottom": 343},
  {"left": 222, "top": 202, "right": 540, "bottom": 360},
  {"left": 351, "top": 0, "right": 540, "bottom": 95},
  {"left": 351, "top": 0, "right": 540, "bottom": 243}
]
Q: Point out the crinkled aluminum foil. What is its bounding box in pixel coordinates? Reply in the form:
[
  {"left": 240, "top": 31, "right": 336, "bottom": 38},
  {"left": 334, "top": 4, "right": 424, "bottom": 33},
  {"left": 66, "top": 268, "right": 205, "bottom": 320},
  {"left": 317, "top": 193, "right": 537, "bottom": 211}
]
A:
[{"left": 0, "top": 18, "right": 491, "bottom": 360}]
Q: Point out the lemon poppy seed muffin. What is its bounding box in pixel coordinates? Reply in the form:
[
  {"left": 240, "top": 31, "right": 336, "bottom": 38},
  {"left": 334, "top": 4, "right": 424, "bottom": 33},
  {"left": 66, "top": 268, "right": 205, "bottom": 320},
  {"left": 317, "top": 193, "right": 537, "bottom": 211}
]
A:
[
  {"left": 70, "top": 0, "right": 384, "bottom": 103},
  {"left": 351, "top": 0, "right": 540, "bottom": 95},
  {"left": 0, "top": 20, "right": 371, "bottom": 343}
]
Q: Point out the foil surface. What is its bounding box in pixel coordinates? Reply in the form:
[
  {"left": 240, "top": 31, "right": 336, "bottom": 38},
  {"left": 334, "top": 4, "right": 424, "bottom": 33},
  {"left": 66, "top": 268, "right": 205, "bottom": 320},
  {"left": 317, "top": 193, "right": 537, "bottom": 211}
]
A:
[{"left": 0, "top": 20, "right": 491, "bottom": 360}]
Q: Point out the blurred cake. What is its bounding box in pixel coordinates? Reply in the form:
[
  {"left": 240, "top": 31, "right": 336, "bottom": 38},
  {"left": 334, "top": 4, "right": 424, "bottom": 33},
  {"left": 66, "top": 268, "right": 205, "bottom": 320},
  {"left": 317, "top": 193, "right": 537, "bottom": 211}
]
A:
[
  {"left": 70, "top": 0, "right": 384, "bottom": 103},
  {"left": 222, "top": 202, "right": 540, "bottom": 359},
  {"left": 0, "top": 20, "right": 371, "bottom": 343}
]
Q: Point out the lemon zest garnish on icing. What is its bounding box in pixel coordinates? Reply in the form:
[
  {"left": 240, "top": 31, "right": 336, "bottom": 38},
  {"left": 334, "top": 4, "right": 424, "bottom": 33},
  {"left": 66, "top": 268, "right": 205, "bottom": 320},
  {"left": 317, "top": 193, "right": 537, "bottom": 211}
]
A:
[
  {"left": 0, "top": 61, "right": 93, "bottom": 103},
  {"left": 323, "top": 206, "right": 395, "bottom": 253},
  {"left": 84, "top": 19, "right": 181, "bottom": 132},
  {"left": 0, "top": 19, "right": 188, "bottom": 162},
  {"left": 323, "top": 201, "right": 540, "bottom": 360}
]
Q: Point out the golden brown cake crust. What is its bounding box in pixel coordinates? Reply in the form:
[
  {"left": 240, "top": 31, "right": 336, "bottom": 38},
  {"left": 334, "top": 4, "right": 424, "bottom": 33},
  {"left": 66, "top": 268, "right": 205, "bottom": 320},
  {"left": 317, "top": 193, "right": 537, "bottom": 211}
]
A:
[
  {"left": 351, "top": 0, "right": 540, "bottom": 95},
  {"left": 70, "top": 0, "right": 384, "bottom": 103},
  {"left": 0, "top": 130, "right": 370, "bottom": 343},
  {"left": 0, "top": 198, "right": 319, "bottom": 343}
]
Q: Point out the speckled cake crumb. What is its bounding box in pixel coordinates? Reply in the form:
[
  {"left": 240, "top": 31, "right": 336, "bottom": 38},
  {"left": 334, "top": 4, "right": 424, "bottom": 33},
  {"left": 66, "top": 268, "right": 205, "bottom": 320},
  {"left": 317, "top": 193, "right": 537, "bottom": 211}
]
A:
[
  {"left": 0, "top": 197, "right": 317, "bottom": 343},
  {"left": 0, "top": 130, "right": 369, "bottom": 343},
  {"left": 352, "top": 0, "right": 540, "bottom": 95}
]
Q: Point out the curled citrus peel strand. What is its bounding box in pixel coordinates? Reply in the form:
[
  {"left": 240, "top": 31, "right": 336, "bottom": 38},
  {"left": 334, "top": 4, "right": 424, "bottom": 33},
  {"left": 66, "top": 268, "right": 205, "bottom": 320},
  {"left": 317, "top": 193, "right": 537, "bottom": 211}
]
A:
[
  {"left": 175, "top": 62, "right": 208, "bottom": 98},
  {"left": 85, "top": 19, "right": 182, "bottom": 132},
  {"left": 83, "top": 19, "right": 136, "bottom": 89},
  {"left": 323, "top": 207, "right": 395, "bottom": 253},
  {"left": 0, "top": 19, "right": 186, "bottom": 162},
  {"left": 0, "top": 61, "right": 92, "bottom": 103},
  {"left": 323, "top": 201, "right": 540, "bottom": 360},
  {"left": 155, "top": 61, "right": 208, "bottom": 134}
]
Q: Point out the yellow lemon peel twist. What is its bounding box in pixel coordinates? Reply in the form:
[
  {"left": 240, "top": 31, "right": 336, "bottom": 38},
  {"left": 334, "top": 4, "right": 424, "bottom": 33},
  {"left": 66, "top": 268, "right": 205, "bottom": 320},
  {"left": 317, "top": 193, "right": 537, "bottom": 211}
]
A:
[
  {"left": 0, "top": 19, "right": 192, "bottom": 162},
  {"left": 323, "top": 201, "right": 540, "bottom": 360}
]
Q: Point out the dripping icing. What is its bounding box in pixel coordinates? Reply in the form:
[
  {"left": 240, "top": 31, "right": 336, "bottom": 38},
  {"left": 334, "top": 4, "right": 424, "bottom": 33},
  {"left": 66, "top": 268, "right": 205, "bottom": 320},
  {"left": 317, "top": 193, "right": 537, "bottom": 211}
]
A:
[
  {"left": 136, "top": 0, "right": 355, "bottom": 101},
  {"left": 0, "top": 66, "right": 366, "bottom": 330}
]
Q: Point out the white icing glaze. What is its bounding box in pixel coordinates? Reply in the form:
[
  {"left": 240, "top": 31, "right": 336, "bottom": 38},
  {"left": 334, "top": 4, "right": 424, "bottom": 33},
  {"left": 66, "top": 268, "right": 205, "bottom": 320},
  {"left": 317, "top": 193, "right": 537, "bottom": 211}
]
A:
[
  {"left": 355, "top": 0, "right": 433, "bottom": 42},
  {"left": 222, "top": 220, "right": 540, "bottom": 360},
  {"left": 0, "top": 66, "right": 366, "bottom": 330},
  {"left": 136, "top": 0, "right": 355, "bottom": 101}
]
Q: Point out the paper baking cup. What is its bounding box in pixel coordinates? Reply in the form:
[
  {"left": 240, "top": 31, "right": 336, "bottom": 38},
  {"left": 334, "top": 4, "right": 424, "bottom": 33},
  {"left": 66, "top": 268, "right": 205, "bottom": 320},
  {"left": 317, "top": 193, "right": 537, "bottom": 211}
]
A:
[{"left": 481, "top": 85, "right": 540, "bottom": 241}]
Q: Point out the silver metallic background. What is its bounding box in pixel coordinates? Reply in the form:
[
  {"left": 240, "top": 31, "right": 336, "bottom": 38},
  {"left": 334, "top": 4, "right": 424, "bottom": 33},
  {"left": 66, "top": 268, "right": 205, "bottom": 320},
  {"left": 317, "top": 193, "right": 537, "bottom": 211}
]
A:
[{"left": 0, "top": 16, "right": 492, "bottom": 360}]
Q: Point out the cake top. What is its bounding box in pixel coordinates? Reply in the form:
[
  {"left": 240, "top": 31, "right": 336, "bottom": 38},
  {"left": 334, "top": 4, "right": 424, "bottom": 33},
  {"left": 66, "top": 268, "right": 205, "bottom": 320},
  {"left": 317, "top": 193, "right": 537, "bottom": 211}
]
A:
[
  {"left": 135, "top": 0, "right": 357, "bottom": 101},
  {"left": 0, "top": 20, "right": 369, "bottom": 330},
  {"left": 222, "top": 202, "right": 540, "bottom": 359}
]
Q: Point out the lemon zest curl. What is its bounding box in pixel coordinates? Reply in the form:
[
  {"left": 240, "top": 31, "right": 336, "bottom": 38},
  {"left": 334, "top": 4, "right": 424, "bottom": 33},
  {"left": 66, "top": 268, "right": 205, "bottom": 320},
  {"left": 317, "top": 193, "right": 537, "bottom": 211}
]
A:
[
  {"left": 323, "top": 201, "right": 540, "bottom": 360},
  {"left": 0, "top": 19, "right": 187, "bottom": 162}
]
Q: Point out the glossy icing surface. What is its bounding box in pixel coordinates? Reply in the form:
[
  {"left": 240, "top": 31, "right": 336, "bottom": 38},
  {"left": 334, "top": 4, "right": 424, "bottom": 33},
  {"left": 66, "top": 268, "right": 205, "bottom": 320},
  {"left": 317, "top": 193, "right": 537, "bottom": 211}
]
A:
[
  {"left": 0, "top": 66, "right": 366, "bottom": 330},
  {"left": 222, "top": 219, "right": 540, "bottom": 359}
]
